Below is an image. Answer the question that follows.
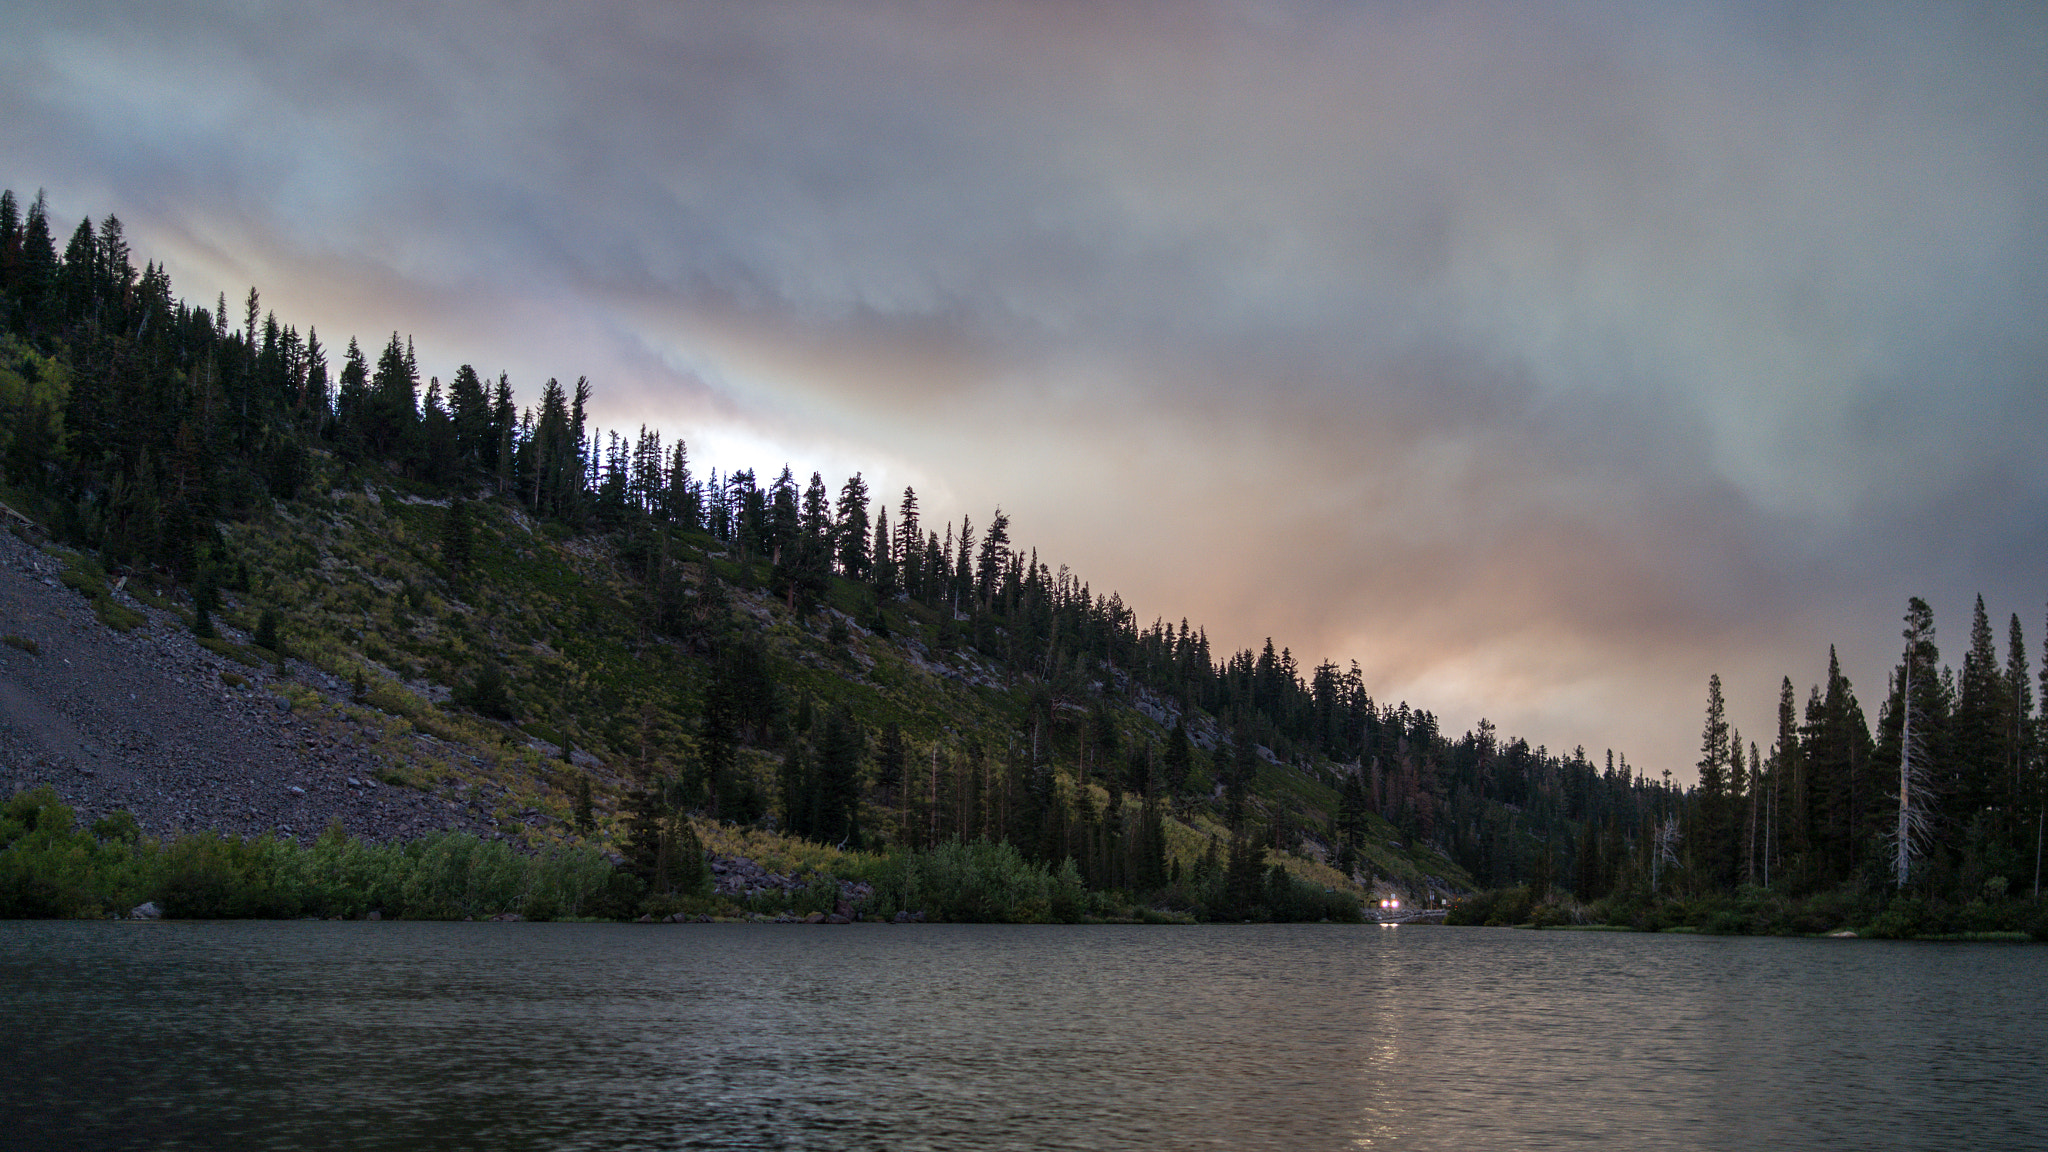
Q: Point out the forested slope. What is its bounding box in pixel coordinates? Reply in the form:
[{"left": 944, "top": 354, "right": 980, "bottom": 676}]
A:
[{"left": 28, "top": 187, "right": 1965, "bottom": 922}]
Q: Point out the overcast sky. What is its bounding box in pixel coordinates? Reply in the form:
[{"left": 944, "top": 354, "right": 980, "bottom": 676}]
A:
[{"left": 9, "top": 2, "right": 2045, "bottom": 780}]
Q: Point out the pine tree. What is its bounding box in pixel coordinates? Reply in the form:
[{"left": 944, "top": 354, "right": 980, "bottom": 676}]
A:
[
  {"left": 1575, "top": 815, "right": 1604, "bottom": 899},
  {"left": 621, "top": 785, "right": 708, "bottom": 900},
  {"left": 17, "top": 191, "right": 58, "bottom": 331},
  {"left": 1222, "top": 832, "right": 1267, "bottom": 920},
  {"left": 0, "top": 189, "right": 19, "bottom": 296},
  {"left": 334, "top": 337, "right": 370, "bottom": 456},
  {"left": 1745, "top": 739, "right": 1762, "bottom": 886},
  {"left": 1226, "top": 721, "right": 1257, "bottom": 830},
  {"left": 664, "top": 439, "right": 695, "bottom": 527},
  {"left": 569, "top": 374, "right": 590, "bottom": 471},
  {"left": 895, "top": 487, "right": 920, "bottom": 571},
  {"left": 2004, "top": 614, "right": 2034, "bottom": 827},
  {"left": 441, "top": 498, "right": 474, "bottom": 580},
  {"left": 921, "top": 530, "right": 944, "bottom": 609},
  {"left": 1725, "top": 729, "right": 1747, "bottom": 884},
  {"left": 801, "top": 471, "right": 831, "bottom": 547},
  {"left": 97, "top": 214, "right": 133, "bottom": 321},
  {"left": 489, "top": 373, "right": 516, "bottom": 493},
  {"left": 57, "top": 216, "right": 97, "bottom": 323},
  {"left": 780, "top": 743, "right": 815, "bottom": 840},
  {"left": 1955, "top": 594, "right": 2007, "bottom": 823},
  {"left": 975, "top": 508, "right": 1010, "bottom": 607},
  {"left": 575, "top": 774, "right": 596, "bottom": 834},
  {"left": 254, "top": 607, "right": 283, "bottom": 657},
  {"left": 448, "top": 364, "right": 491, "bottom": 469},
  {"left": 300, "top": 328, "right": 330, "bottom": 424},
  {"left": 454, "top": 662, "right": 515, "bottom": 721},
  {"left": 869, "top": 507, "right": 898, "bottom": 599},
  {"left": 628, "top": 425, "right": 663, "bottom": 516},
  {"left": 1807, "top": 647, "right": 1877, "bottom": 886},
  {"left": 1164, "top": 717, "right": 1194, "bottom": 793},
  {"left": 1775, "top": 677, "right": 1805, "bottom": 887},
  {"left": 814, "top": 704, "right": 866, "bottom": 848},
  {"left": 419, "top": 375, "right": 457, "bottom": 481},
  {"left": 364, "top": 332, "right": 418, "bottom": 461},
  {"left": 1694, "top": 674, "right": 1733, "bottom": 890},
  {"left": 1337, "top": 767, "right": 1369, "bottom": 850},
  {"left": 1890, "top": 598, "right": 1939, "bottom": 887},
  {"left": 2038, "top": 604, "right": 2048, "bottom": 896},
  {"left": 526, "top": 377, "right": 575, "bottom": 516},
  {"left": 767, "top": 466, "right": 800, "bottom": 563},
  {"left": 952, "top": 515, "right": 974, "bottom": 614},
  {"left": 873, "top": 721, "right": 906, "bottom": 805},
  {"left": 1136, "top": 791, "right": 1168, "bottom": 891},
  {"left": 835, "top": 472, "right": 871, "bottom": 580}
]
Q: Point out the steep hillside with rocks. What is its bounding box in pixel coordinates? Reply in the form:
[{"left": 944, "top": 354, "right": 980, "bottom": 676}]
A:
[{"left": 0, "top": 527, "right": 542, "bottom": 846}]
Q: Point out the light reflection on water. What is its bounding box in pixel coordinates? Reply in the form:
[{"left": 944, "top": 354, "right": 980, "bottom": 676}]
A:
[{"left": 3, "top": 921, "right": 2044, "bottom": 1150}]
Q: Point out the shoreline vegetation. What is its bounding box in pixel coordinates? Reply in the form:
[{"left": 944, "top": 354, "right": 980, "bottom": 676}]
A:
[
  {"left": 1447, "top": 882, "right": 2048, "bottom": 942},
  {"left": 0, "top": 786, "right": 1359, "bottom": 925}
]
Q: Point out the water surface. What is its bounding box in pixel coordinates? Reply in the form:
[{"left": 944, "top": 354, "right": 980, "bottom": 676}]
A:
[{"left": 3, "top": 921, "right": 2042, "bottom": 1150}]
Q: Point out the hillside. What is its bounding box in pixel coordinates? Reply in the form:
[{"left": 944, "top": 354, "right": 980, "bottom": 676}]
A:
[
  {"left": 0, "top": 521, "right": 511, "bottom": 844},
  {"left": 1, "top": 462, "right": 1472, "bottom": 913},
  {"left": 8, "top": 186, "right": 1685, "bottom": 920}
]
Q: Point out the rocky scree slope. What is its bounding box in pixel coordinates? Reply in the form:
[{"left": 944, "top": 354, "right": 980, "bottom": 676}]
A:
[{"left": 0, "top": 527, "right": 547, "bottom": 845}]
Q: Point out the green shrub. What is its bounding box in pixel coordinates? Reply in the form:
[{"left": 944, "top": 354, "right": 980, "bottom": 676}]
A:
[
  {"left": 1784, "top": 886, "right": 1879, "bottom": 935},
  {"left": 863, "top": 838, "right": 1084, "bottom": 923},
  {"left": 197, "top": 636, "right": 269, "bottom": 667},
  {"left": 57, "top": 564, "right": 101, "bottom": 598},
  {"left": 1449, "top": 885, "right": 1536, "bottom": 927},
  {"left": 1698, "top": 908, "right": 1749, "bottom": 935},
  {"left": 283, "top": 823, "right": 390, "bottom": 919},
  {"left": 452, "top": 662, "right": 516, "bottom": 721},
  {"left": 361, "top": 678, "right": 427, "bottom": 719},
  {"left": 92, "top": 598, "right": 145, "bottom": 633},
  {"left": 1864, "top": 900, "right": 1925, "bottom": 940},
  {"left": 91, "top": 810, "right": 141, "bottom": 845},
  {"left": 1, "top": 634, "right": 36, "bottom": 655},
  {"left": 374, "top": 764, "right": 426, "bottom": 789},
  {"left": 519, "top": 844, "right": 614, "bottom": 921},
  {"left": 0, "top": 788, "right": 147, "bottom": 917},
  {"left": 154, "top": 832, "right": 304, "bottom": 919},
  {"left": 52, "top": 554, "right": 145, "bottom": 632},
  {"left": 395, "top": 833, "right": 528, "bottom": 920}
]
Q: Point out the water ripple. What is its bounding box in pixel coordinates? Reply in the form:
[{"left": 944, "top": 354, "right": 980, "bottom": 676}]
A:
[{"left": 2, "top": 922, "right": 2044, "bottom": 1150}]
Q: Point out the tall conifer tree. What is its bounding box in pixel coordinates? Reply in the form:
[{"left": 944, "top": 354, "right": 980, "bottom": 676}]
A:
[{"left": 1695, "top": 674, "right": 1733, "bottom": 889}]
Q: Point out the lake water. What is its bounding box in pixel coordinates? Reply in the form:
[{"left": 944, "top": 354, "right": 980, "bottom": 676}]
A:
[{"left": 2, "top": 921, "right": 2043, "bottom": 1150}]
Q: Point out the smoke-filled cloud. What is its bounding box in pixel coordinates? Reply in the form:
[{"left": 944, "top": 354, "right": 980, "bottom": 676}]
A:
[{"left": 8, "top": 2, "right": 2045, "bottom": 776}]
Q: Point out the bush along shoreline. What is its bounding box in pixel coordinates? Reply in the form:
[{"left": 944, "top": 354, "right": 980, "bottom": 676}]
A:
[
  {"left": 1, "top": 786, "right": 1363, "bottom": 924},
  {"left": 1446, "top": 882, "right": 2048, "bottom": 941}
]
